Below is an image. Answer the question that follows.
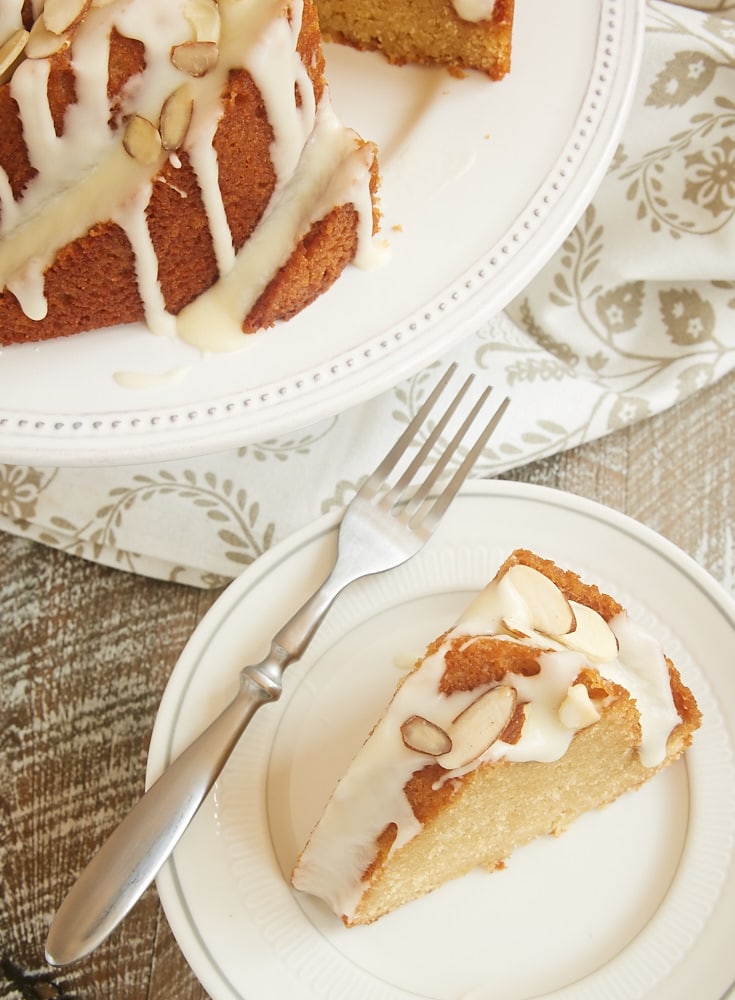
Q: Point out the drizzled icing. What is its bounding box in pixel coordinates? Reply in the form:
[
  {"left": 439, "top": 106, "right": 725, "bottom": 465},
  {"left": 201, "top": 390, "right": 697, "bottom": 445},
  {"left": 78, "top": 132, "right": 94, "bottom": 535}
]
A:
[
  {"left": 177, "top": 96, "right": 377, "bottom": 351},
  {"left": 292, "top": 565, "right": 683, "bottom": 921},
  {"left": 0, "top": 0, "right": 378, "bottom": 348},
  {"left": 451, "top": 0, "right": 497, "bottom": 23}
]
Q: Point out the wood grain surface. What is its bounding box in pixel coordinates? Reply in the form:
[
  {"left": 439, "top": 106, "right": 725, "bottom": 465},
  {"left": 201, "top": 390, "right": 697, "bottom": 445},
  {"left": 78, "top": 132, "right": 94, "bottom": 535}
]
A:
[{"left": 1, "top": 368, "right": 733, "bottom": 1000}]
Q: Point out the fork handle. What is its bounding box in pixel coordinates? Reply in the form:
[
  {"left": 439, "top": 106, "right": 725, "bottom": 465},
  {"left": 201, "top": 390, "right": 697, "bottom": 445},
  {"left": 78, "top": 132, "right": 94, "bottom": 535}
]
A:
[
  {"left": 45, "top": 668, "right": 275, "bottom": 967},
  {"left": 45, "top": 555, "right": 351, "bottom": 967}
]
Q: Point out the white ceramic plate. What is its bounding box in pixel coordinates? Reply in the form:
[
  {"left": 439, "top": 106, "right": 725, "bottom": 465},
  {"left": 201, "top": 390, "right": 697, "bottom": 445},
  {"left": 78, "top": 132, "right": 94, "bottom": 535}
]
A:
[
  {"left": 0, "top": 0, "right": 644, "bottom": 466},
  {"left": 148, "top": 481, "right": 735, "bottom": 1000}
]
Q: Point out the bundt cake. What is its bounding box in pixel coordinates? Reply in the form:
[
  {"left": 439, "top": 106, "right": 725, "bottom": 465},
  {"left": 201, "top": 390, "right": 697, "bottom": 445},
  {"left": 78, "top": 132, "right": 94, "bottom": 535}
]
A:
[
  {"left": 0, "top": 0, "right": 381, "bottom": 348},
  {"left": 0, "top": 0, "right": 516, "bottom": 349},
  {"left": 291, "top": 549, "right": 701, "bottom": 926},
  {"left": 317, "top": 0, "right": 515, "bottom": 80}
]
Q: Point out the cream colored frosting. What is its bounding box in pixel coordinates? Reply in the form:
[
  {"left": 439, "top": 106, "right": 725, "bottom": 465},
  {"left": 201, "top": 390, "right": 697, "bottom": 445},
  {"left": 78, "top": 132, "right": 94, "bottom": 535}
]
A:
[
  {"left": 451, "top": 0, "right": 497, "bottom": 23},
  {"left": 291, "top": 565, "right": 682, "bottom": 921},
  {"left": 0, "top": 0, "right": 377, "bottom": 348}
]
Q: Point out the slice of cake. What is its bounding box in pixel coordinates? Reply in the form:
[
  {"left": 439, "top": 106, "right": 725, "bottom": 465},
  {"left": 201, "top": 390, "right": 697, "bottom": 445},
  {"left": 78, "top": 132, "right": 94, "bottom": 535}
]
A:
[
  {"left": 0, "top": 0, "right": 380, "bottom": 348},
  {"left": 291, "top": 549, "right": 701, "bottom": 926},
  {"left": 317, "top": 0, "right": 515, "bottom": 80}
]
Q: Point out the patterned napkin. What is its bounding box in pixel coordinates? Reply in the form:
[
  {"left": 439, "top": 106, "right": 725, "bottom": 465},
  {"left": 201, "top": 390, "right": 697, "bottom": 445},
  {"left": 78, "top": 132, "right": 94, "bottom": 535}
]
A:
[{"left": 1, "top": 1, "right": 734, "bottom": 588}]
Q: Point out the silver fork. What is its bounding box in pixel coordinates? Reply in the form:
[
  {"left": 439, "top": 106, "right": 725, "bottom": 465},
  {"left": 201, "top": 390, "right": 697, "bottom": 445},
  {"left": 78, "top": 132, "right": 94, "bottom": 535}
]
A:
[{"left": 45, "top": 363, "right": 509, "bottom": 967}]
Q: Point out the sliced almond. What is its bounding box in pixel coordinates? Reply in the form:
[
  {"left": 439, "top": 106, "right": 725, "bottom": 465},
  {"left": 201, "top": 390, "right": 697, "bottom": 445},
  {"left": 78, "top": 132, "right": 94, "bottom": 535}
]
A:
[
  {"left": 43, "top": 0, "right": 91, "bottom": 36},
  {"left": 400, "top": 716, "right": 452, "bottom": 756},
  {"left": 504, "top": 564, "right": 576, "bottom": 637},
  {"left": 558, "top": 683, "right": 602, "bottom": 730},
  {"left": 26, "top": 19, "right": 71, "bottom": 59},
  {"left": 0, "top": 29, "right": 29, "bottom": 85},
  {"left": 498, "top": 702, "right": 527, "bottom": 745},
  {"left": 171, "top": 40, "right": 219, "bottom": 77},
  {"left": 123, "top": 115, "right": 162, "bottom": 165},
  {"left": 184, "top": 0, "right": 221, "bottom": 45},
  {"left": 558, "top": 602, "right": 619, "bottom": 663},
  {"left": 437, "top": 685, "right": 517, "bottom": 770},
  {"left": 501, "top": 617, "right": 534, "bottom": 640},
  {"left": 160, "top": 84, "right": 194, "bottom": 151}
]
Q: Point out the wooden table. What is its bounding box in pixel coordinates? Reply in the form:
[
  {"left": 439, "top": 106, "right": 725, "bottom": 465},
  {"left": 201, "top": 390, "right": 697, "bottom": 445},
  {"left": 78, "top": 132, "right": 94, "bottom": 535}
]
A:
[{"left": 2, "top": 368, "right": 734, "bottom": 999}]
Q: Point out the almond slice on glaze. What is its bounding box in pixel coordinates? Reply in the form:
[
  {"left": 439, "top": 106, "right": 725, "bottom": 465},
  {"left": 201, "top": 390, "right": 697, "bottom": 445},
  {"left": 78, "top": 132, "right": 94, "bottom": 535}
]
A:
[
  {"left": 171, "top": 40, "right": 219, "bottom": 77},
  {"left": 558, "top": 683, "right": 602, "bottom": 730},
  {"left": 43, "top": 0, "right": 92, "bottom": 36},
  {"left": 400, "top": 716, "right": 452, "bottom": 756},
  {"left": 0, "top": 29, "right": 29, "bottom": 85},
  {"left": 184, "top": 0, "right": 221, "bottom": 45},
  {"left": 160, "top": 85, "right": 194, "bottom": 151},
  {"left": 123, "top": 115, "right": 162, "bottom": 165},
  {"left": 558, "top": 602, "right": 619, "bottom": 663},
  {"left": 501, "top": 617, "right": 534, "bottom": 640},
  {"left": 503, "top": 564, "right": 576, "bottom": 637},
  {"left": 26, "top": 19, "right": 70, "bottom": 59},
  {"left": 437, "top": 685, "right": 517, "bottom": 771}
]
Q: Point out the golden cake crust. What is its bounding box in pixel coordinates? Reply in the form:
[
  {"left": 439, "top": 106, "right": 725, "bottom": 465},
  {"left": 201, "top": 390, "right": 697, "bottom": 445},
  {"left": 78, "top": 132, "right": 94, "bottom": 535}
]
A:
[{"left": 317, "top": 0, "right": 515, "bottom": 79}]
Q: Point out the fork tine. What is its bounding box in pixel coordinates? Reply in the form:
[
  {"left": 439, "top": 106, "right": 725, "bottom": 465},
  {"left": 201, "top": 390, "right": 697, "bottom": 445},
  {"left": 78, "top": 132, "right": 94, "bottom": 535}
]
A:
[
  {"left": 386, "top": 373, "right": 475, "bottom": 506},
  {"left": 418, "top": 393, "right": 510, "bottom": 533},
  {"left": 402, "top": 381, "right": 493, "bottom": 519},
  {"left": 359, "top": 362, "right": 459, "bottom": 502}
]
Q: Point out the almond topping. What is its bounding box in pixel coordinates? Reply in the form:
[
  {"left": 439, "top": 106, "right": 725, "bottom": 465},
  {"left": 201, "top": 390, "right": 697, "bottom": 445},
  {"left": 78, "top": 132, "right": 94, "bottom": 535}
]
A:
[
  {"left": 184, "top": 0, "right": 221, "bottom": 45},
  {"left": 171, "top": 40, "right": 219, "bottom": 77},
  {"left": 437, "top": 685, "right": 517, "bottom": 770},
  {"left": 498, "top": 702, "right": 527, "bottom": 745},
  {"left": 0, "top": 29, "right": 29, "bottom": 85},
  {"left": 503, "top": 564, "right": 576, "bottom": 637},
  {"left": 558, "top": 683, "right": 602, "bottom": 730},
  {"left": 400, "top": 716, "right": 452, "bottom": 756},
  {"left": 160, "top": 85, "right": 194, "bottom": 151},
  {"left": 501, "top": 617, "right": 534, "bottom": 640},
  {"left": 43, "top": 0, "right": 92, "bottom": 36},
  {"left": 123, "top": 115, "right": 162, "bottom": 166},
  {"left": 26, "top": 19, "right": 71, "bottom": 59},
  {"left": 559, "top": 602, "right": 619, "bottom": 663}
]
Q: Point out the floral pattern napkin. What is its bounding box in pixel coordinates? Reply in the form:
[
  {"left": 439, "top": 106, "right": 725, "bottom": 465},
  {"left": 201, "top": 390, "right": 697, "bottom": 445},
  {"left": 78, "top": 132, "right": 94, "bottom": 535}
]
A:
[{"left": 1, "top": 0, "right": 734, "bottom": 589}]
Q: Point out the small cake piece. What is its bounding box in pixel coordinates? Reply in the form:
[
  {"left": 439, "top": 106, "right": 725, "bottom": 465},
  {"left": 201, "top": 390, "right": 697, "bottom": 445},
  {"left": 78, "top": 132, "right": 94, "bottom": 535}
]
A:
[
  {"left": 291, "top": 549, "right": 701, "bottom": 926},
  {"left": 317, "top": 0, "right": 515, "bottom": 80}
]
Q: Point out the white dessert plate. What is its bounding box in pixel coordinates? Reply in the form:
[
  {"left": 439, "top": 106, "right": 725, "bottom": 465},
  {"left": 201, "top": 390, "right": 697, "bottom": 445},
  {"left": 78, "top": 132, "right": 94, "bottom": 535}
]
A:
[
  {"left": 148, "top": 480, "right": 735, "bottom": 1000},
  {"left": 0, "top": 0, "right": 644, "bottom": 466}
]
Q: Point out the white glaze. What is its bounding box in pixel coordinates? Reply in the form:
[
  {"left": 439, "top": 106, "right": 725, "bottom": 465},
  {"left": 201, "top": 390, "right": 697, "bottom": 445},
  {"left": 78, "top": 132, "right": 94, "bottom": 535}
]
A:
[
  {"left": 603, "top": 613, "right": 682, "bottom": 768},
  {"left": 451, "top": 0, "right": 497, "bottom": 23},
  {"left": 292, "top": 566, "right": 683, "bottom": 921},
  {"left": 0, "top": 0, "right": 377, "bottom": 347},
  {"left": 112, "top": 365, "right": 192, "bottom": 389}
]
